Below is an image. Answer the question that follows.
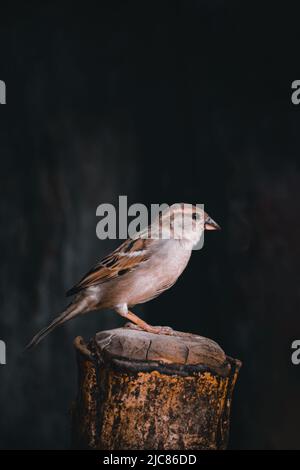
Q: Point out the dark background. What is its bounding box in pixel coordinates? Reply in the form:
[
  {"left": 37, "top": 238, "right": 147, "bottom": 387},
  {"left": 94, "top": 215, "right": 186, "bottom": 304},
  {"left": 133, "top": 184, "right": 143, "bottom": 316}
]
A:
[{"left": 1, "top": 1, "right": 300, "bottom": 449}]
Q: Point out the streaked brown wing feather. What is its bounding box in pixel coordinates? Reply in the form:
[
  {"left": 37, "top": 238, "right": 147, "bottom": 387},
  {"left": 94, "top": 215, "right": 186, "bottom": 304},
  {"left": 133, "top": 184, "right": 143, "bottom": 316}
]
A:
[{"left": 66, "top": 238, "right": 150, "bottom": 296}]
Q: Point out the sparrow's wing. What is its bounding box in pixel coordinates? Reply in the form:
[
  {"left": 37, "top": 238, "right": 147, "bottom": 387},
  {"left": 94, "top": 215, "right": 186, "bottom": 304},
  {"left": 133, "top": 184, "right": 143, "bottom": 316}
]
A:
[{"left": 66, "top": 238, "right": 152, "bottom": 296}]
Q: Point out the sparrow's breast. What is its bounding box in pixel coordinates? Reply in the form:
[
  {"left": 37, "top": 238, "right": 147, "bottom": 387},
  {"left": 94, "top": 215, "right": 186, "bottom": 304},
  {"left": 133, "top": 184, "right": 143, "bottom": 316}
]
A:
[{"left": 101, "top": 240, "right": 192, "bottom": 308}]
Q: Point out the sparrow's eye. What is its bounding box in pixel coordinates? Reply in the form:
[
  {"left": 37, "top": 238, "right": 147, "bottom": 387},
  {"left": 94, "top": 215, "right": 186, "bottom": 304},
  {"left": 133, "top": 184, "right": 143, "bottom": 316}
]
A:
[{"left": 192, "top": 213, "right": 200, "bottom": 221}]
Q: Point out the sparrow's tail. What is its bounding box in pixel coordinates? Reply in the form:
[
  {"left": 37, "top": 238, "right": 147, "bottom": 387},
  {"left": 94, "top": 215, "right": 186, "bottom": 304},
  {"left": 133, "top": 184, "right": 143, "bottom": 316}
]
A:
[{"left": 25, "top": 299, "right": 87, "bottom": 350}]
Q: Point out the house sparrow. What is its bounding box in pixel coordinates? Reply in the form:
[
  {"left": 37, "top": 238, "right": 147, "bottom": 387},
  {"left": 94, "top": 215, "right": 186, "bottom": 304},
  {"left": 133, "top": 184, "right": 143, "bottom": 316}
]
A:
[{"left": 26, "top": 203, "right": 220, "bottom": 349}]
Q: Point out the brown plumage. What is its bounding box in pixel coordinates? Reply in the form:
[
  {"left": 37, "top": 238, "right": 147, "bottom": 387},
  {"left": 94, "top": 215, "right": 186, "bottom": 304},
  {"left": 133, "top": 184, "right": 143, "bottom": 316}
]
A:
[{"left": 66, "top": 238, "right": 149, "bottom": 296}]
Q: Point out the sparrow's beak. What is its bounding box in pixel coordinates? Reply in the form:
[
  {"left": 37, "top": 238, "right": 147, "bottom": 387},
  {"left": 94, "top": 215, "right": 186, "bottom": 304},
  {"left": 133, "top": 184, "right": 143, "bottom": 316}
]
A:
[{"left": 205, "top": 216, "right": 221, "bottom": 231}]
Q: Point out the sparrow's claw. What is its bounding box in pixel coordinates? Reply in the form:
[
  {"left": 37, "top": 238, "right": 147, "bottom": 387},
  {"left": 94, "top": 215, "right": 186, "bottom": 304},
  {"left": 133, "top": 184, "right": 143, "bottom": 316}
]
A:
[
  {"left": 124, "top": 321, "right": 176, "bottom": 336},
  {"left": 122, "top": 311, "right": 198, "bottom": 338},
  {"left": 148, "top": 326, "right": 200, "bottom": 340},
  {"left": 124, "top": 320, "right": 199, "bottom": 339},
  {"left": 151, "top": 326, "right": 176, "bottom": 336}
]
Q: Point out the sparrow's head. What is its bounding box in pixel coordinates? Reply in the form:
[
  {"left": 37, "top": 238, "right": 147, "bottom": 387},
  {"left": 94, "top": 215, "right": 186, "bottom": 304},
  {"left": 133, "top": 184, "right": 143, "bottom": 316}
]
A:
[{"left": 154, "top": 203, "right": 220, "bottom": 247}]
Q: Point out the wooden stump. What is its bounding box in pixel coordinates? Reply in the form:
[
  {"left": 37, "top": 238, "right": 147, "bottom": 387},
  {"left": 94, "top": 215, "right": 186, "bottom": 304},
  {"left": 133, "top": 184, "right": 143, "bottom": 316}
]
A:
[{"left": 71, "top": 325, "right": 241, "bottom": 450}]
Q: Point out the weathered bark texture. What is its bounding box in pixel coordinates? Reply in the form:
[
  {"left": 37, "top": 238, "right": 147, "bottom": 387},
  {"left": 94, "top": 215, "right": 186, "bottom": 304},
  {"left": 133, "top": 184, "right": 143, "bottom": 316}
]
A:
[{"left": 71, "top": 325, "right": 241, "bottom": 450}]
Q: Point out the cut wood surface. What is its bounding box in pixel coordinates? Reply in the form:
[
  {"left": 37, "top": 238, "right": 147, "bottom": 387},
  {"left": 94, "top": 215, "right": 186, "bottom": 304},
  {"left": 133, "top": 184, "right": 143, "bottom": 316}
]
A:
[{"left": 71, "top": 324, "right": 241, "bottom": 450}]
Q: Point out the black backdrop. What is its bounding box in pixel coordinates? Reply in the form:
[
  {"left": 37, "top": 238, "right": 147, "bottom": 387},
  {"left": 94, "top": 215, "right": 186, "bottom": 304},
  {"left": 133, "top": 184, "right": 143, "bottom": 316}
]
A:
[{"left": 1, "top": 1, "right": 300, "bottom": 449}]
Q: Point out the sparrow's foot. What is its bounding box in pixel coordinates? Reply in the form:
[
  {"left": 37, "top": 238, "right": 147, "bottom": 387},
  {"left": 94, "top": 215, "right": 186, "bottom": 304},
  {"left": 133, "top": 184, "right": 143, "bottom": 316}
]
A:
[
  {"left": 120, "top": 310, "right": 198, "bottom": 338},
  {"left": 123, "top": 321, "right": 177, "bottom": 337},
  {"left": 119, "top": 310, "right": 176, "bottom": 336},
  {"left": 125, "top": 321, "right": 198, "bottom": 339},
  {"left": 148, "top": 325, "right": 176, "bottom": 336},
  {"left": 125, "top": 322, "right": 176, "bottom": 336}
]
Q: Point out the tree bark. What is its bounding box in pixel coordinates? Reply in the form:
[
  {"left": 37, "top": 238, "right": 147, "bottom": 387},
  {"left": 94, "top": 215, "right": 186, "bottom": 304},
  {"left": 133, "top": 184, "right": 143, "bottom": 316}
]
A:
[{"left": 71, "top": 324, "right": 241, "bottom": 450}]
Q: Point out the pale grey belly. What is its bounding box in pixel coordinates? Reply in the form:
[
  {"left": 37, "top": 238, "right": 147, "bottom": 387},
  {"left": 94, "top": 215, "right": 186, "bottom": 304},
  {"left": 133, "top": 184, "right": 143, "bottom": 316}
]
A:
[{"left": 99, "top": 243, "right": 192, "bottom": 308}]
